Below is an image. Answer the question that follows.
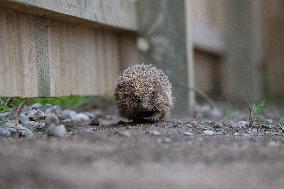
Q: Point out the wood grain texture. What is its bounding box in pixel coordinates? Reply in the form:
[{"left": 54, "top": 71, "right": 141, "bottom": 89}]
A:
[
  {"left": 137, "top": 0, "right": 195, "bottom": 117},
  {"left": 35, "top": 17, "right": 50, "bottom": 97},
  {"left": 1, "top": 0, "right": 138, "bottom": 31},
  {"left": 0, "top": 8, "right": 138, "bottom": 97}
]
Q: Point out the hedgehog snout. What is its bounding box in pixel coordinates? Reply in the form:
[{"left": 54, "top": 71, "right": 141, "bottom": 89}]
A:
[{"left": 141, "top": 101, "right": 153, "bottom": 111}]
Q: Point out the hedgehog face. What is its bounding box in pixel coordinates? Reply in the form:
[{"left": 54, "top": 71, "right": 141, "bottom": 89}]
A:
[{"left": 114, "top": 64, "right": 174, "bottom": 122}]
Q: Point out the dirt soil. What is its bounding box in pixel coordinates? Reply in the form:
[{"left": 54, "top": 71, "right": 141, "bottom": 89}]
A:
[{"left": 0, "top": 117, "right": 284, "bottom": 189}]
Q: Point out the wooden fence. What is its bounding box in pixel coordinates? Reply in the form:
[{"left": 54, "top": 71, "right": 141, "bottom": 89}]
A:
[
  {"left": 1, "top": 0, "right": 282, "bottom": 116},
  {"left": 0, "top": 0, "right": 194, "bottom": 116}
]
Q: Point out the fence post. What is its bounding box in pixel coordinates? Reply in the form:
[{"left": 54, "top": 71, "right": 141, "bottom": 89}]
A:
[
  {"left": 137, "top": 0, "right": 195, "bottom": 117},
  {"left": 224, "top": 0, "right": 263, "bottom": 101}
]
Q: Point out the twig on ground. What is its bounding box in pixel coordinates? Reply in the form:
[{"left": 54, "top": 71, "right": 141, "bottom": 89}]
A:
[
  {"left": 246, "top": 100, "right": 254, "bottom": 127},
  {"left": 14, "top": 100, "right": 26, "bottom": 124}
]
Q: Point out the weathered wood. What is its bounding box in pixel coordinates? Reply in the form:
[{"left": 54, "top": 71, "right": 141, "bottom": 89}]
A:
[
  {"left": 192, "top": 22, "right": 224, "bottom": 55},
  {"left": 117, "top": 33, "right": 138, "bottom": 72},
  {"left": 262, "top": 0, "right": 284, "bottom": 97},
  {"left": 224, "top": 0, "right": 263, "bottom": 100},
  {"left": 194, "top": 50, "right": 222, "bottom": 95},
  {"left": 1, "top": 0, "right": 138, "bottom": 31},
  {"left": 137, "top": 0, "right": 195, "bottom": 117},
  {"left": 191, "top": 0, "right": 226, "bottom": 54},
  {"left": 0, "top": 7, "right": 138, "bottom": 97}
]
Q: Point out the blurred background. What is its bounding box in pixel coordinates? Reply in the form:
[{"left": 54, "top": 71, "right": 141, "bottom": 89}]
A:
[{"left": 191, "top": 0, "right": 284, "bottom": 101}]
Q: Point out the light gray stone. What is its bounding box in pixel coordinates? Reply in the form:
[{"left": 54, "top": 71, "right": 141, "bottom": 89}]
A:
[
  {"left": 0, "top": 128, "right": 12, "bottom": 137},
  {"left": 46, "top": 105, "right": 62, "bottom": 115},
  {"left": 183, "top": 131, "right": 193, "bottom": 136},
  {"left": 16, "top": 124, "right": 33, "bottom": 138},
  {"left": 74, "top": 113, "right": 90, "bottom": 121},
  {"left": 149, "top": 130, "right": 162, "bottom": 136},
  {"left": 203, "top": 130, "right": 215, "bottom": 136},
  {"left": 48, "top": 125, "right": 66, "bottom": 138},
  {"left": 45, "top": 113, "right": 60, "bottom": 126}
]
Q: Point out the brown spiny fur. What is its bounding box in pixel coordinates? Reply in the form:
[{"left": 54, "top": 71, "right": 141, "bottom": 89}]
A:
[{"left": 114, "top": 64, "right": 173, "bottom": 122}]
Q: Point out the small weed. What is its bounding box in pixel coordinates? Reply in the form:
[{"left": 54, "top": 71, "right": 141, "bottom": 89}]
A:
[
  {"left": 246, "top": 98, "right": 267, "bottom": 127},
  {"left": 195, "top": 112, "right": 204, "bottom": 122},
  {"left": 0, "top": 98, "right": 22, "bottom": 113},
  {"left": 260, "top": 123, "right": 271, "bottom": 129},
  {"left": 278, "top": 124, "right": 284, "bottom": 132}
]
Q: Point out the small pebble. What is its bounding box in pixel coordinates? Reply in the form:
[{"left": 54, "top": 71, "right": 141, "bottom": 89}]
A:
[
  {"left": 31, "top": 104, "right": 53, "bottom": 112},
  {"left": 61, "top": 110, "right": 77, "bottom": 120},
  {"left": 149, "top": 130, "right": 162, "bottom": 136},
  {"left": 45, "top": 105, "right": 62, "bottom": 115},
  {"left": 266, "top": 119, "right": 273, "bottom": 124},
  {"left": 16, "top": 124, "right": 33, "bottom": 138},
  {"left": 30, "top": 103, "right": 42, "bottom": 110},
  {"left": 48, "top": 125, "right": 66, "bottom": 138},
  {"left": 203, "top": 130, "right": 215, "bottom": 136},
  {"left": 0, "top": 128, "right": 12, "bottom": 137},
  {"left": 74, "top": 113, "right": 90, "bottom": 121},
  {"left": 187, "top": 124, "right": 193, "bottom": 128},
  {"left": 45, "top": 113, "right": 60, "bottom": 126},
  {"left": 83, "top": 112, "right": 95, "bottom": 119},
  {"left": 183, "top": 131, "right": 193, "bottom": 136}
]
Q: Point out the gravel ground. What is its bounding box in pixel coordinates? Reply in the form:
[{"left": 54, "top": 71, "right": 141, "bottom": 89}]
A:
[{"left": 0, "top": 103, "right": 284, "bottom": 189}]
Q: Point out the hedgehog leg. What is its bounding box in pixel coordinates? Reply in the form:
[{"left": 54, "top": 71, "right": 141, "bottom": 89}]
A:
[{"left": 144, "top": 111, "right": 163, "bottom": 122}]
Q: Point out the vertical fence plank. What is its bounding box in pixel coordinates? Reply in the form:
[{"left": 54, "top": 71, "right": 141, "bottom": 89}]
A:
[
  {"left": 224, "top": 0, "right": 263, "bottom": 101},
  {"left": 137, "top": 0, "right": 195, "bottom": 117}
]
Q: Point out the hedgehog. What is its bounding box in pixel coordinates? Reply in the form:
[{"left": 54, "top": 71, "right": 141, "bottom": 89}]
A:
[{"left": 114, "top": 64, "right": 174, "bottom": 122}]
